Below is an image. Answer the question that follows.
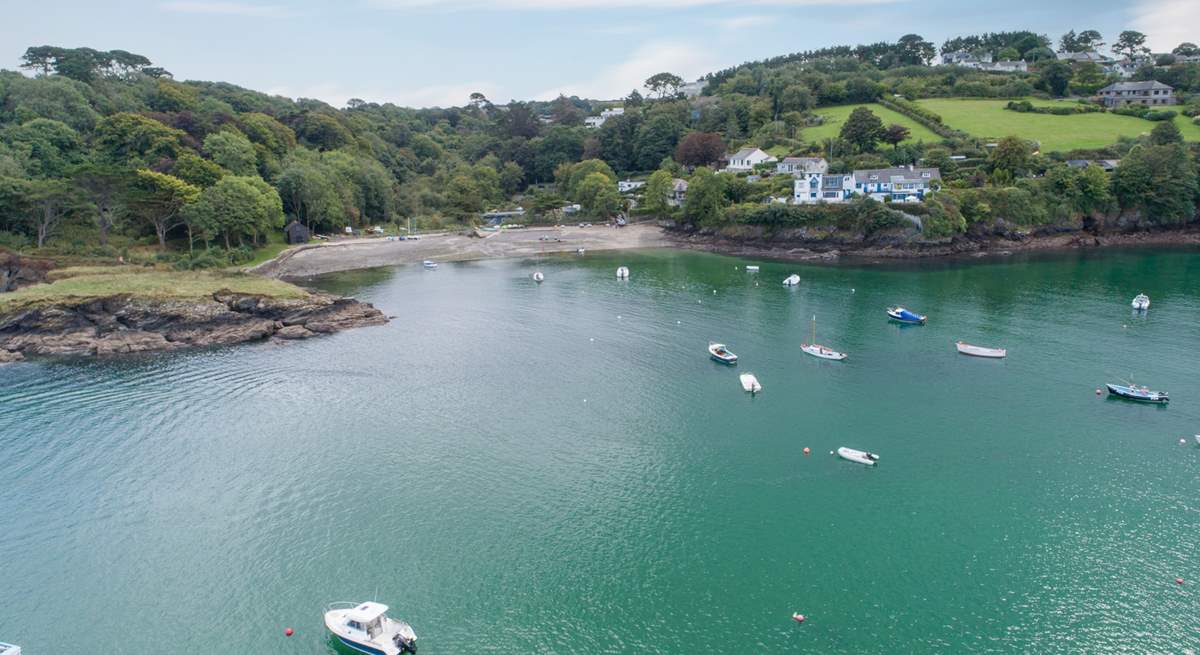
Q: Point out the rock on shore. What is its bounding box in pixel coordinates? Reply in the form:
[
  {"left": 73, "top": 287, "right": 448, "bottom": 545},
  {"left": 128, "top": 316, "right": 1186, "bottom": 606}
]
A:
[{"left": 0, "top": 289, "right": 387, "bottom": 360}]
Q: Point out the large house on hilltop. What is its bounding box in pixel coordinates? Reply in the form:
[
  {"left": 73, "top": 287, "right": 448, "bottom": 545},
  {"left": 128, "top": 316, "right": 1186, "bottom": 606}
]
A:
[
  {"left": 1056, "top": 50, "right": 1113, "bottom": 64},
  {"left": 584, "top": 107, "right": 625, "bottom": 128},
  {"left": 941, "top": 50, "right": 992, "bottom": 67},
  {"left": 1097, "top": 81, "right": 1175, "bottom": 107},
  {"left": 776, "top": 157, "right": 828, "bottom": 175},
  {"left": 725, "top": 147, "right": 777, "bottom": 172}
]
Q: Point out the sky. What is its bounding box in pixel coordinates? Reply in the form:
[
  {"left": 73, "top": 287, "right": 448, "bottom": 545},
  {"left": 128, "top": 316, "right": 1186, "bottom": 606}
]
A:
[{"left": 1, "top": 0, "right": 1195, "bottom": 108}]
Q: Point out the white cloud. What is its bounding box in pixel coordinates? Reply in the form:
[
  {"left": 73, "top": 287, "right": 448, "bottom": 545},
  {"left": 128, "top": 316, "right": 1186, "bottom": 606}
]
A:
[
  {"left": 266, "top": 81, "right": 503, "bottom": 109},
  {"left": 534, "top": 41, "right": 719, "bottom": 101},
  {"left": 161, "top": 1, "right": 287, "bottom": 16},
  {"left": 711, "top": 14, "right": 774, "bottom": 30},
  {"left": 1132, "top": 0, "right": 1200, "bottom": 51},
  {"left": 369, "top": 0, "right": 897, "bottom": 10}
]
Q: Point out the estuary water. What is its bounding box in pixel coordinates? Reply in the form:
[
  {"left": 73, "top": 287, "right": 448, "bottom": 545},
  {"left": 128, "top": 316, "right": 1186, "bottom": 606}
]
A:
[{"left": 1, "top": 248, "right": 1198, "bottom": 653}]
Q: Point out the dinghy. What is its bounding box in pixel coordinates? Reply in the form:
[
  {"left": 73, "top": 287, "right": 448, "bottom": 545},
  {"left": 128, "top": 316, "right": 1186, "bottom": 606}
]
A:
[
  {"left": 616, "top": 266, "right": 630, "bottom": 279},
  {"left": 887, "top": 306, "right": 926, "bottom": 324},
  {"left": 1131, "top": 293, "right": 1150, "bottom": 311},
  {"left": 956, "top": 341, "right": 1006, "bottom": 358},
  {"left": 837, "top": 447, "right": 879, "bottom": 466},
  {"left": 782, "top": 274, "right": 800, "bottom": 286},
  {"left": 1106, "top": 383, "right": 1168, "bottom": 403},
  {"left": 708, "top": 342, "right": 738, "bottom": 365},
  {"left": 422, "top": 260, "right": 438, "bottom": 269},
  {"left": 739, "top": 373, "right": 762, "bottom": 394},
  {"left": 325, "top": 602, "right": 417, "bottom": 655},
  {"left": 801, "top": 315, "right": 847, "bottom": 361},
  {"left": 745, "top": 265, "right": 760, "bottom": 272},
  {"left": 532, "top": 271, "right": 544, "bottom": 283}
]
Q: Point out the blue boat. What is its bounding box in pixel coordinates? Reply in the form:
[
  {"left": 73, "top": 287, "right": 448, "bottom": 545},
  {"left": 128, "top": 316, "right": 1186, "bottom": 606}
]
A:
[
  {"left": 1106, "top": 383, "right": 1168, "bottom": 404},
  {"left": 887, "top": 306, "right": 926, "bottom": 324}
]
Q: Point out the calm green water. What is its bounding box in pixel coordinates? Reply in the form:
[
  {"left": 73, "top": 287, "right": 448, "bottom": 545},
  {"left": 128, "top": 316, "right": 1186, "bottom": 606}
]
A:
[{"left": 2, "top": 249, "right": 1199, "bottom": 653}]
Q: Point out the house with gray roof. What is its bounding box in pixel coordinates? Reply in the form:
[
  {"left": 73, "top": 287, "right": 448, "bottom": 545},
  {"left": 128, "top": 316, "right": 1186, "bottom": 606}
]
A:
[
  {"left": 724, "top": 147, "right": 777, "bottom": 172},
  {"left": 853, "top": 167, "right": 941, "bottom": 202},
  {"left": 1097, "top": 81, "right": 1175, "bottom": 107},
  {"left": 776, "top": 157, "right": 828, "bottom": 176},
  {"left": 1056, "top": 50, "right": 1113, "bottom": 64}
]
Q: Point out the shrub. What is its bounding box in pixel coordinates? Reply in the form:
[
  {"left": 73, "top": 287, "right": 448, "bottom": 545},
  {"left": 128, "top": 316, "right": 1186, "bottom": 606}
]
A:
[{"left": 0, "top": 231, "right": 32, "bottom": 251}]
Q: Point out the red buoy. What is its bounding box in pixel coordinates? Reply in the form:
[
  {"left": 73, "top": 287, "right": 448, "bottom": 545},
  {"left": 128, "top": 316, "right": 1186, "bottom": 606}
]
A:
[
  {"left": 285, "top": 628, "right": 294, "bottom": 637},
  {"left": 803, "top": 447, "right": 811, "bottom": 455},
  {"left": 1095, "top": 388, "right": 1102, "bottom": 395},
  {"left": 792, "top": 613, "right": 806, "bottom": 623},
  {"left": 1177, "top": 577, "right": 1185, "bottom": 585}
]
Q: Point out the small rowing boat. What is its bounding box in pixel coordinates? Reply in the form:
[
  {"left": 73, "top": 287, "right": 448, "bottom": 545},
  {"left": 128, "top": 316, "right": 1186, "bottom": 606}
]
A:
[
  {"left": 616, "top": 266, "right": 630, "bottom": 279},
  {"left": 837, "top": 447, "right": 879, "bottom": 466},
  {"left": 956, "top": 341, "right": 1006, "bottom": 358},
  {"left": 782, "top": 274, "right": 800, "bottom": 286},
  {"left": 709, "top": 342, "right": 738, "bottom": 365},
  {"left": 745, "top": 265, "right": 760, "bottom": 272},
  {"left": 739, "top": 373, "right": 761, "bottom": 393},
  {"left": 801, "top": 315, "right": 847, "bottom": 361},
  {"left": 1131, "top": 293, "right": 1150, "bottom": 311},
  {"left": 1106, "top": 383, "right": 1168, "bottom": 403},
  {"left": 422, "top": 260, "right": 438, "bottom": 269},
  {"left": 887, "top": 306, "right": 926, "bottom": 324},
  {"left": 532, "top": 271, "right": 544, "bottom": 283}
]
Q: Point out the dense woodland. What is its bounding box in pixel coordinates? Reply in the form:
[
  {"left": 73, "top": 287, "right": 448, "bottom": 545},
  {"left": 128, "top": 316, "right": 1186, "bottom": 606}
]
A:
[{"left": 1, "top": 32, "right": 1200, "bottom": 265}]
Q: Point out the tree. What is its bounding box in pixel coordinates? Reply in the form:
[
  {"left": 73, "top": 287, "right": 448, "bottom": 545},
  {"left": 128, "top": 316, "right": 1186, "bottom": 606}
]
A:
[
  {"left": 881, "top": 124, "right": 910, "bottom": 149},
  {"left": 644, "top": 72, "right": 683, "bottom": 99},
  {"left": 128, "top": 170, "right": 200, "bottom": 248},
  {"left": 838, "top": 106, "right": 884, "bottom": 152},
  {"left": 682, "top": 167, "right": 726, "bottom": 225},
  {"left": 1172, "top": 42, "right": 1200, "bottom": 57},
  {"left": 990, "top": 136, "right": 1031, "bottom": 178},
  {"left": 14, "top": 178, "right": 76, "bottom": 247},
  {"left": 674, "top": 132, "right": 726, "bottom": 167},
  {"left": 297, "top": 112, "right": 352, "bottom": 151},
  {"left": 1070, "top": 62, "right": 1109, "bottom": 95},
  {"left": 1113, "top": 30, "right": 1149, "bottom": 60},
  {"left": 1023, "top": 47, "right": 1056, "bottom": 62},
  {"left": 634, "top": 114, "right": 684, "bottom": 170},
  {"left": 1039, "top": 61, "right": 1074, "bottom": 97},
  {"left": 172, "top": 152, "right": 226, "bottom": 188},
  {"left": 561, "top": 159, "right": 616, "bottom": 200},
  {"left": 203, "top": 130, "right": 257, "bottom": 176},
  {"left": 4, "top": 118, "right": 83, "bottom": 179},
  {"left": 499, "top": 161, "right": 525, "bottom": 195},
  {"left": 549, "top": 95, "right": 583, "bottom": 127},
  {"left": 73, "top": 164, "right": 130, "bottom": 246},
  {"left": 1077, "top": 30, "right": 1104, "bottom": 51},
  {"left": 183, "top": 175, "right": 283, "bottom": 248},
  {"left": 93, "top": 112, "right": 184, "bottom": 166},
  {"left": 576, "top": 172, "right": 621, "bottom": 218},
  {"left": 895, "top": 34, "right": 936, "bottom": 65},
  {"left": 1149, "top": 120, "right": 1183, "bottom": 146},
  {"left": 642, "top": 169, "right": 673, "bottom": 216},
  {"left": 1111, "top": 144, "right": 1199, "bottom": 224},
  {"left": 1058, "top": 30, "right": 1079, "bottom": 53},
  {"left": 997, "top": 47, "right": 1021, "bottom": 61}
]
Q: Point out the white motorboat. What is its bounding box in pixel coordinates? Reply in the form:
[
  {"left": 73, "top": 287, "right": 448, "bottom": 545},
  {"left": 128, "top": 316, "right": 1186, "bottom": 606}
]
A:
[
  {"left": 0, "top": 642, "right": 20, "bottom": 655},
  {"left": 325, "top": 602, "right": 417, "bottom": 655},
  {"left": 1194, "top": 434, "right": 1200, "bottom": 446},
  {"left": 422, "top": 260, "right": 438, "bottom": 269},
  {"left": 739, "top": 373, "right": 762, "bottom": 394},
  {"left": 801, "top": 315, "right": 847, "bottom": 361},
  {"left": 782, "top": 274, "right": 800, "bottom": 286},
  {"left": 616, "top": 266, "right": 630, "bottom": 279},
  {"left": 532, "top": 271, "right": 544, "bottom": 283},
  {"left": 1131, "top": 293, "right": 1150, "bottom": 311},
  {"left": 956, "top": 341, "right": 1006, "bottom": 358},
  {"left": 837, "top": 447, "right": 879, "bottom": 466},
  {"left": 709, "top": 342, "right": 738, "bottom": 365},
  {"left": 576, "top": 248, "right": 585, "bottom": 255},
  {"left": 745, "top": 265, "right": 760, "bottom": 272}
]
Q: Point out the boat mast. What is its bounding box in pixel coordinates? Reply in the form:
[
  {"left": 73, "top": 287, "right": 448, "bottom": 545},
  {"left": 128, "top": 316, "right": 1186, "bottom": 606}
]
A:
[{"left": 811, "top": 315, "right": 816, "bottom": 344}]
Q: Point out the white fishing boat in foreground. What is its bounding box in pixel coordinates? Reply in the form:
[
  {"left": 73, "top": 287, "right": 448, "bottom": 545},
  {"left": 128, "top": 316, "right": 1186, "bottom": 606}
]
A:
[
  {"left": 837, "top": 447, "right": 879, "bottom": 466},
  {"left": 782, "top": 274, "right": 800, "bottom": 286},
  {"left": 739, "top": 373, "right": 762, "bottom": 393},
  {"left": 616, "top": 266, "right": 630, "bottom": 279},
  {"left": 801, "top": 315, "right": 847, "bottom": 361},
  {"left": 1131, "top": 293, "right": 1150, "bottom": 310},
  {"left": 325, "top": 602, "right": 417, "bottom": 655},
  {"left": 709, "top": 342, "right": 738, "bottom": 365},
  {"left": 955, "top": 341, "right": 1006, "bottom": 358},
  {"left": 0, "top": 642, "right": 20, "bottom": 655}
]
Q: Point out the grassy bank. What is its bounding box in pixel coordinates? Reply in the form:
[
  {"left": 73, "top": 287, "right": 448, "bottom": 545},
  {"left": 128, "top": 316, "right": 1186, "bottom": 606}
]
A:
[
  {"left": 799, "top": 103, "right": 944, "bottom": 144},
  {"left": 916, "top": 98, "right": 1200, "bottom": 150},
  {"left": 0, "top": 267, "right": 307, "bottom": 314}
]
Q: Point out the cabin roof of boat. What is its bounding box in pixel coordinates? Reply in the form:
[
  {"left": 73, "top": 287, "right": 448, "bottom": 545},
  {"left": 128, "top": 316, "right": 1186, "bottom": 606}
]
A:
[{"left": 348, "top": 602, "right": 389, "bottom": 623}]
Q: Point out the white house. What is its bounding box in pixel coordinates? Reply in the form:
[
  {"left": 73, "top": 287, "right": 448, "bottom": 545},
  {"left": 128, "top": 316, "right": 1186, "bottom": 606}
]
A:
[
  {"left": 853, "top": 166, "right": 941, "bottom": 202},
  {"left": 941, "top": 50, "right": 993, "bottom": 68},
  {"left": 668, "top": 178, "right": 689, "bottom": 206},
  {"left": 618, "top": 179, "right": 645, "bottom": 193},
  {"left": 979, "top": 60, "right": 1028, "bottom": 73},
  {"left": 725, "top": 147, "right": 777, "bottom": 172},
  {"left": 584, "top": 107, "right": 625, "bottom": 129},
  {"left": 776, "top": 157, "right": 828, "bottom": 176},
  {"left": 680, "top": 81, "right": 706, "bottom": 98},
  {"left": 792, "top": 172, "right": 855, "bottom": 204}
]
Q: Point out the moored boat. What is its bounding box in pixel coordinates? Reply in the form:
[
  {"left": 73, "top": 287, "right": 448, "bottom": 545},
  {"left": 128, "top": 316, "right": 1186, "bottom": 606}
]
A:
[
  {"left": 709, "top": 342, "right": 738, "bottom": 365},
  {"left": 616, "top": 266, "right": 630, "bottom": 279},
  {"left": 532, "top": 271, "right": 544, "bottom": 283},
  {"left": 837, "top": 447, "right": 879, "bottom": 466},
  {"left": 887, "top": 306, "right": 926, "bottom": 324},
  {"left": 325, "top": 602, "right": 418, "bottom": 655},
  {"left": 422, "top": 260, "right": 437, "bottom": 269},
  {"left": 0, "top": 642, "right": 20, "bottom": 655},
  {"left": 1106, "top": 383, "right": 1168, "bottom": 403},
  {"left": 956, "top": 341, "right": 1006, "bottom": 358},
  {"left": 745, "top": 265, "right": 760, "bottom": 272},
  {"left": 739, "top": 373, "right": 762, "bottom": 393},
  {"left": 801, "top": 315, "right": 847, "bottom": 361},
  {"left": 1131, "top": 293, "right": 1150, "bottom": 311},
  {"left": 782, "top": 274, "right": 800, "bottom": 286}
]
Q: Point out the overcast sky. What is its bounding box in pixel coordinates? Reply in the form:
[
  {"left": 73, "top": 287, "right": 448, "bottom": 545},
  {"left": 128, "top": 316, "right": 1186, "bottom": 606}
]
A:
[{"left": 1, "top": 0, "right": 1194, "bottom": 108}]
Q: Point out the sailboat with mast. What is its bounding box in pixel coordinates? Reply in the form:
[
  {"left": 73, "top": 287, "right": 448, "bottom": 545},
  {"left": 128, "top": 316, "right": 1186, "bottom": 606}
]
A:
[{"left": 801, "top": 315, "right": 847, "bottom": 361}]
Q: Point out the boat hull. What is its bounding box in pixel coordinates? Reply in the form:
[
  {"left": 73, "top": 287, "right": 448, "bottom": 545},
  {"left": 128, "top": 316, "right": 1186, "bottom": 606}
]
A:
[
  {"left": 837, "top": 447, "right": 878, "bottom": 466},
  {"left": 710, "top": 354, "right": 737, "bottom": 365},
  {"left": 956, "top": 342, "right": 1006, "bottom": 358},
  {"left": 887, "top": 308, "right": 926, "bottom": 324},
  {"left": 334, "top": 635, "right": 391, "bottom": 655},
  {"left": 801, "top": 344, "right": 846, "bottom": 361},
  {"left": 1105, "top": 384, "right": 1168, "bottom": 403},
  {"left": 739, "top": 373, "right": 761, "bottom": 393}
]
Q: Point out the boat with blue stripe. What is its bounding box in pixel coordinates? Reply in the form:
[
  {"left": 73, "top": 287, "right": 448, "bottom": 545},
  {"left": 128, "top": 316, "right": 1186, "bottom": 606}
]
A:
[
  {"left": 887, "top": 306, "right": 926, "bottom": 324},
  {"left": 325, "top": 601, "right": 418, "bottom": 654},
  {"left": 1106, "top": 383, "right": 1168, "bottom": 404}
]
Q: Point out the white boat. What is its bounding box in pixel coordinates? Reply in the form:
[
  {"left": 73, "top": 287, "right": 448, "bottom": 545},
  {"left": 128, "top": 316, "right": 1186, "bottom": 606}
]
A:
[
  {"left": 325, "top": 602, "right": 417, "bottom": 655},
  {"left": 422, "top": 260, "right": 438, "bottom": 269},
  {"left": 1195, "top": 434, "right": 1200, "bottom": 446},
  {"left": 0, "top": 642, "right": 20, "bottom": 655},
  {"left": 616, "top": 266, "right": 630, "bottom": 279},
  {"left": 801, "top": 315, "right": 847, "bottom": 361},
  {"left": 782, "top": 274, "right": 800, "bottom": 286},
  {"left": 837, "top": 447, "right": 879, "bottom": 466},
  {"left": 576, "top": 248, "right": 585, "bottom": 255},
  {"left": 739, "top": 373, "right": 762, "bottom": 394},
  {"left": 709, "top": 342, "right": 738, "bottom": 365},
  {"left": 745, "top": 265, "right": 760, "bottom": 272},
  {"left": 532, "top": 271, "right": 544, "bottom": 283},
  {"left": 1131, "top": 293, "right": 1150, "bottom": 310},
  {"left": 955, "top": 341, "right": 1006, "bottom": 358}
]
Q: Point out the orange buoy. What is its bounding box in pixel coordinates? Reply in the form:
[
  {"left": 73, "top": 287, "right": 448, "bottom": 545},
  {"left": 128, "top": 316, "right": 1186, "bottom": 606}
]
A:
[{"left": 285, "top": 628, "right": 294, "bottom": 637}]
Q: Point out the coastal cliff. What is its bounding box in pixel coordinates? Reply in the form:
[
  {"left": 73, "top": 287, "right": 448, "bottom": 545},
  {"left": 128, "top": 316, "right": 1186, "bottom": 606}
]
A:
[{"left": 0, "top": 289, "right": 387, "bottom": 362}]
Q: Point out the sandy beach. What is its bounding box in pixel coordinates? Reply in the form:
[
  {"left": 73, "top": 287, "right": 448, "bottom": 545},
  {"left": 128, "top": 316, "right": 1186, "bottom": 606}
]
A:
[{"left": 257, "top": 223, "right": 673, "bottom": 278}]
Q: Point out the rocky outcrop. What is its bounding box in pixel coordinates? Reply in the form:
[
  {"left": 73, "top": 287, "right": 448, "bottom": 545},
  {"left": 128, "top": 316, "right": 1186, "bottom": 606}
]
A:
[
  {"left": 0, "top": 251, "right": 54, "bottom": 292},
  {"left": 0, "top": 289, "right": 387, "bottom": 361}
]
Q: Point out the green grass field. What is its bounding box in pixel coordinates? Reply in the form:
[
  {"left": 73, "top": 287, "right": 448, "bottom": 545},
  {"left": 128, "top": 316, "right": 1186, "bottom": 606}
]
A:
[
  {"left": 800, "top": 103, "right": 944, "bottom": 144},
  {"left": 917, "top": 98, "right": 1200, "bottom": 151}
]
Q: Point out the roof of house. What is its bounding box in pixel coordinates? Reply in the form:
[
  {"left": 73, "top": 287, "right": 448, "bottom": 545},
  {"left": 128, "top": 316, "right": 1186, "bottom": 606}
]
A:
[
  {"left": 780, "top": 157, "right": 826, "bottom": 164},
  {"left": 730, "top": 147, "right": 766, "bottom": 160},
  {"left": 822, "top": 175, "right": 849, "bottom": 190},
  {"left": 853, "top": 167, "right": 942, "bottom": 184},
  {"left": 672, "top": 178, "right": 689, "bottom": 191},
  {"left": 1056, "top": 50, "right": 1111, "bottom": 62},
  {"left": 1099, "top": 80, "right": 1174, "bottom": 92},
  {"left": 1065, "top": 160, "right": 1090, "bottom": 168}
]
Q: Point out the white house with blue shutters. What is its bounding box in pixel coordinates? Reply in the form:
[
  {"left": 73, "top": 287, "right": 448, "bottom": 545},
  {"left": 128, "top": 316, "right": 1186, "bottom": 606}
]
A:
[
  {"left": 853, "top": 166, "right": 941, "bottom": 202},
  {"left": 792, "top": 172, "right": 855, "bottom": 204}
]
